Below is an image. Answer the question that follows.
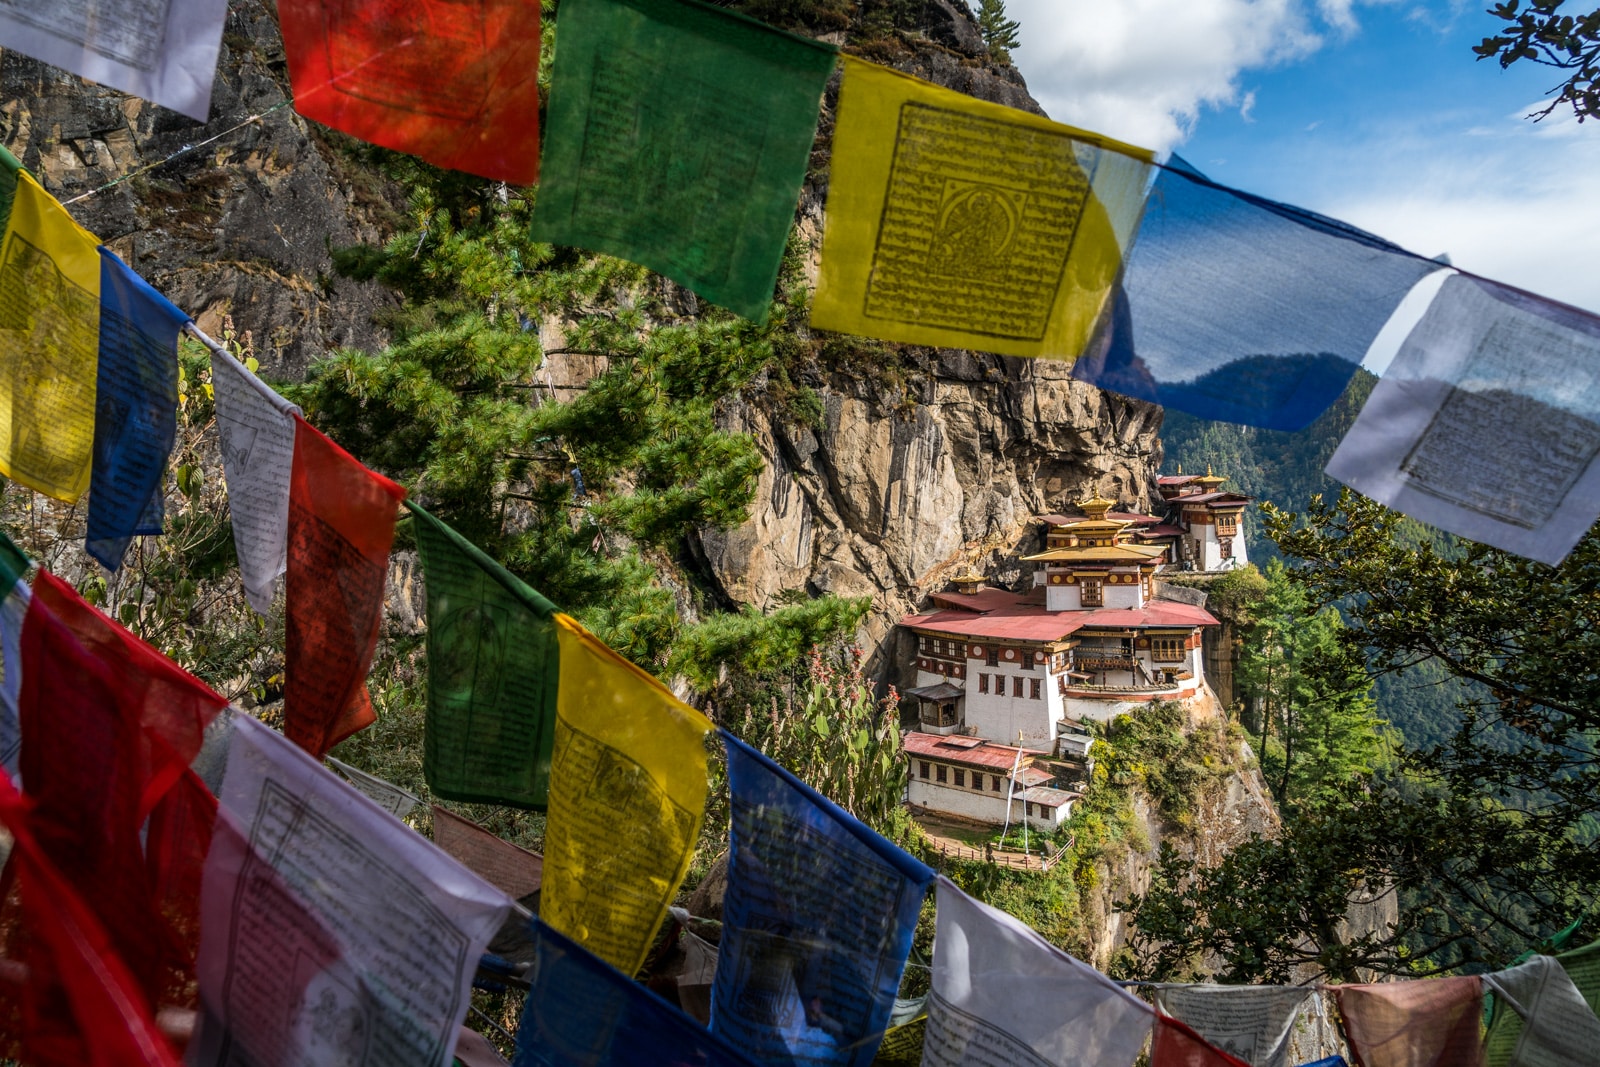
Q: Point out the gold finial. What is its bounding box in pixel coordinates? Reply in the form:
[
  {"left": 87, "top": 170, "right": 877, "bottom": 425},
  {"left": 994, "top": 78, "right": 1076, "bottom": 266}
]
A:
[
  {"left": 1177, "top": 463, "right": 1183, "bottom": 475},
  {"left": 1207, "top": 464, "right": 1213, "bottom": 476},
  {"left": 1196, "top": 464, "right": 1226, "bottom": 488}
]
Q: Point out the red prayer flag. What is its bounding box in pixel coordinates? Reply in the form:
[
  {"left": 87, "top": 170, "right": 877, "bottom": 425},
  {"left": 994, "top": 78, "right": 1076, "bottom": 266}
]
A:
[
  {"left": 1334, "top": 976, "right": 1486, "bottom": 1067},
  {"left": 285, "top": 415, "right": 406, "bottom": 758},
  {"left": 0, "top": 768, "right": 181, "bottom": 1067},
  {"left": 277, "top": 0, "right": 542, "bottom": 184},
  {"left": 1152, "top": 1013, "right": 1254, "bottom": 1067}
]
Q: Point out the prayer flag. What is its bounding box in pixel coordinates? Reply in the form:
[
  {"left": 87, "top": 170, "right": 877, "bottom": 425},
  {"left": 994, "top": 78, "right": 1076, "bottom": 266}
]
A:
[
  {"left": 533, "top": 0, "right": 837, "bottom": 322},
  {"left": 0, "top": 170, "right": 102, "bottom": 501},
  {"left": 284, "top": 414, "right": 406, "bottom": 758},
  {"left": 540, "top": 614, "right": 712, "bottom": 975},
  {"left": 190, "top": 715, "right": 509, "bottom": 1067},
  {"left": 17, "top": 569, "right": 228, "bottom": 1009},
  {"left": 87, "top": 247, "right": 186, "bottom": 570},
  {"left": 1332, "top": 976, "right": 1485, "bottom": 1067},
  {"left": 924, "top": 877, "right": 1153, "bottom": 1067},
  {"left": 1486, "top": 939, "right": 1600, "bottom": 1067},
  {"left": 712, "top": 732, "right": 934, "bottom": 1067},
  {"left": 871, "top": 1015, "right": 926, "bottom": 1066},
  {"left": 1325, "top": 274, "right": 1600, "bottom": 565},
  {"left": 410, "top": 503, "right": 559, "bottom": 809},
  {"left": 812, "top": 57, "right": 1152, "bottom": 359},
  {"left": 1154, "top": 984, "right": 1312, "bottom": 1067},
  {"left": 515, "top": 921, "right": 762, "bottom": 1067},
  {"left": 207, "top": 338, "right": 298, "bottom": 614},
  {"left": 1071, "top": 159, "right": 1440, "bottom": 430},
  {"left": 0, "top": 531, "right": 29, "bottom": 780},
  {"left": 1153, "top": 1015, "right": 1254, "bottom": 1067},
  {"left": 0, "top": 0, "right": 227, "bottom": 120},
  {"left": 326, "top": 755, "right": 421, "bottom": 819},
  {"left": 278, "top": 0, "right": 542, "bottom": 183},
  {"left": 0, "top": 767, "right": 181, "bottom": 1067},
  {"left": 431, "top": 805, "right": 545, "bottom": 902},
  {"left": 1482, "top": 954, "right": 1600, "bottom": 1067}
]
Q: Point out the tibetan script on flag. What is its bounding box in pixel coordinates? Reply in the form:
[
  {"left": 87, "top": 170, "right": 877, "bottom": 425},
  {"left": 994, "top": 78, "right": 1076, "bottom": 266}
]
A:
[
  {"left": 813, "top": 57, "right": 1151, "bottom": 359},
  {"left": 87, "top": 247, "right": 186, "bottom": 570},
  {"left": 540, "top": 615, "right": 712, "bottom": 975},
  {"left": 533, "top": 0, "right": 836, "bottom": 322},
  {"left": 411, "top": 503, "right": 559, "bottom": 809},
  {"left": 0, "top": 171, "right": 101, "bottom": 501},
  {"left": 278, "top": 0, "right": 543, "bottom": 183}
]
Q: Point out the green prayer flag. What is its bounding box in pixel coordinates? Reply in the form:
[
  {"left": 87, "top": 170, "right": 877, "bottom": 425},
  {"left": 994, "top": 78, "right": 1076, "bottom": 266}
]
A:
[
  {"left": 0, "top": 530, "right": 28, "bottom": 602},
  {"left": 532, "top": 0, "right": 837, "bottom": 323},
  {"left": 410, "top": 503, "right": 560, "bottom": 810},
  {"left": 1486, "top": 936, "right": 1600, "bottom": 1066}
]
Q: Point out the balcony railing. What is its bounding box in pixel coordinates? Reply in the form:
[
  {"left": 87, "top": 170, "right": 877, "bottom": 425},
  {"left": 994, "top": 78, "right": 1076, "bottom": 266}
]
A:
[{"left": 1074, "top": 656, "right": 1136, "bottom": 671}]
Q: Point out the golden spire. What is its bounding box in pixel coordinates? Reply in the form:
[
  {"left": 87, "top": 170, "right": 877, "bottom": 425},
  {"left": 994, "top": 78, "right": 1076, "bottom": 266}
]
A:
[{"left": 1196, "top": 464, "right": 1226, "bottom": 488}]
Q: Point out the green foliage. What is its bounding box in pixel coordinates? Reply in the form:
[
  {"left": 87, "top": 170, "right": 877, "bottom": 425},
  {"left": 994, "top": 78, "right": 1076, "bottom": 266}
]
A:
[
  {"left": 976, "top": 0, "right": 1022, "bottom": 63},
  {"left": 730, "top": 646, "right": 913, "bottom": 843},
  {"left": 670, "top": 597, "right": 872, "bottom": 694},
  {"left": 1476, "top": 0, "right": 1600, "bottom": 120},
  {"left": 1238, "top": 560, "right": 1389, "bottom": 810}
]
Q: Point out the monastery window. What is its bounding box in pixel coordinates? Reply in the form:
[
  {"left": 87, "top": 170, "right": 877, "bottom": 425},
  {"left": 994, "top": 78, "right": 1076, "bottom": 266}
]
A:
[
  {"left": 1012, "top": 677, "right": 1023, "bottom": 698},
  {"left": 1030, "top": 678, "right": 1041, "bottom": 700},
  {"left": 1217, "top": 514, "right": 1238, "bottom": 536},
  {"left": 979, "top": 673, "right": 989, "bottom": 694},
  {"left": 1081, "top": 578, "right": 1103, "bottom": 606},
  {"left": 991, "top": 775, "right": 1002, "bottom": 792},
  {"left": 919, "top": 761, "right": 930, "bottom": 779},
  {"left": 987, "top": 647, "right": 1000, "bottom": 667},
  {"left": 1152, "top": 637, "right": 1186, "bottom": 662},
  {"left": 954, "top": 769, "right": 965, "bottom": 787},
  {"left": 936, "top": 765, "right": 947, "bottom": 783},
  {"left": 1025, "top": 802, "right": 1035, "bottom": 818}
]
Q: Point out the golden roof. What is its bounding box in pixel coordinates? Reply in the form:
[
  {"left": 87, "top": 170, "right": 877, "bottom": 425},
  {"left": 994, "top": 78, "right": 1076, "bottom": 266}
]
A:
[
  {"left": 1022, "top": 544, "right": 1166, "bottom": 563},
  {"left": 1195, "top": 464, "right": 1226, "bottom": 488},
  {"left": 1077, "top": 495, "right": 1117, "bottom": 520}
]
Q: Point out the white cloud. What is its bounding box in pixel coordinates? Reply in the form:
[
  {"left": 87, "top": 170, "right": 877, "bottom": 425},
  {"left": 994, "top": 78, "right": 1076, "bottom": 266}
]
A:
[
  {"left": 1239, "top": 89, "right": 1258, "bottom": 122},
  {"left": 1006, "top": 0, "right": 1325, "bottom": 150}
]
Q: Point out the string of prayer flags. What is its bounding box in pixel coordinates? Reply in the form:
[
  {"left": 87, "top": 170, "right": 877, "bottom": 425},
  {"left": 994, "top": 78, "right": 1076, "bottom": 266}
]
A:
[
  {"left": 431, "top": 805, "right": 545, "bottom": 904},
  {"left": 513, "top": 921, "right": 762, "bottom": 1067},
  {"left": 410, "top": 503, "right": 559, "bottom": 809},
  {"left": 1481, "top": 954, "right": 1600, "bottom": 1067},
  {"left": 1153, "top": 1014, "right": 1253, "bottom": 1067},
  {"left": 0, "top": 0, "right": 226, "bottom": 120},
  {"left": 18, "top": 569, "right": 228, "bottom": 1009},
  {"left": 1071, "top": 159, "right": 1440, "bottom": 431},
  {"left": 0, "top": 768, "right": 182, "bottom": 1067},
  {"left": 533, "top": 0, "right": 837, "bottom": 322},
  {"left": 712, "top": 732, "right": 935, "bottom": 1067},
  {"left": 923, "top": 877, "right": 1154, "bottom": 1067},
  {"left": 540, "top": 613, "right": 713, "bottom": 975},
  {"left": 325, "top": 755, "right": 421, "bottom": 819},
  {"left": 284, "top": 413, "right": 406, "bottom": 758},
  {"left": 1485, "top": 939, "right": 1600, "bottom": 1066},
  {"left": 0, "top": 168, "right": 102, "bottom": 501},
  {"left": 206, "top": 335, "right": 298, "bottom": 614},
  {"left": 190, "top": 714, "right": 510, "bottom": 1067},
  {"left": 1325, "top": 274, "right": 1600, "bottom": 566},
  {"left": 1154, "top": 984, "right": 1313, "bottom": 1067},
  {"left": 277, "top": 0, "right": 542, "bottom": 184},
  {"left": 813, "top": 56, "right": 1152, "bottom": 359},
  {"left": 1331, "top": 976, "right": 1485, "bottom": 1067},
  {"left": 0, "top": 530, "right": 29, "bottom": 779},
  {"left": 87, "top": 247, "right": 187, "bottom": 570}
]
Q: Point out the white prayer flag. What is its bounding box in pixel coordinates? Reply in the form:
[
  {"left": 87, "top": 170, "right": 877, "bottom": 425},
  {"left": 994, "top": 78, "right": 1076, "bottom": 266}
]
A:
[
  {"left": 190, "top": 715, "right": 510, "bottom": 1067},
  {"left": 925, "top": 877, "right": 1153, "bottom": 1067},
  {"left": 208, "top": 342, "right": 298, "bottom": 615},
  {"left": 1483, "top": 955, "right": 1600, "bottom": 1067},
  {"left": 327, "top": 755, "right": 421, "bottom": 820},
  {"left": 1327, "top": 274, "right": 1600, "bottom": 566},
  {"left": 1154, "top": 985, "right": 1311, "bottom": 1067},
  {"left": 0, "top": 0, "right": 229, "bottom": 121}
]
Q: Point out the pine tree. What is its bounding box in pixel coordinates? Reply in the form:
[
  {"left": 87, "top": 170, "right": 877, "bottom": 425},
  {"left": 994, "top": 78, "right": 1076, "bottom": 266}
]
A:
[{"left": 976, "top": 0, "right": 1022, "bottom": 65}]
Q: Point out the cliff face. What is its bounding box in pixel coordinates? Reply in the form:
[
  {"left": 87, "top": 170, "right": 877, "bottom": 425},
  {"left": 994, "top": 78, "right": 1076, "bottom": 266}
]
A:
[{"left": 0, "top": 1, "right": 1164, "bottom": 679}]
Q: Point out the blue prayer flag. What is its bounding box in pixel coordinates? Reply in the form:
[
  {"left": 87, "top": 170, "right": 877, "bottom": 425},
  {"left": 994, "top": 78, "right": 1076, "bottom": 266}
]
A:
[
  {"left": 1295, "top": 1059, "right": 1346, "bottom": 1067},
  {"left": 87, "top": 248, "right": 186, "bottom": 569},
  {"left": 713, "top": 732, "right": 934, "bottom": 1067},
  {"left": 514, "top": 920, "right": 762, "bottom": 1067},
  {"left": 1071, "top": 158, "right": 1440, "bottom": 431}
]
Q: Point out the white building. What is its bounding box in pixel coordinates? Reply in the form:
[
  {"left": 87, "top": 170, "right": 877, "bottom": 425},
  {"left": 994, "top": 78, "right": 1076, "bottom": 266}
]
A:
[
  {"left": 904, "top": 733, "right": 1081, "bottom": 832},
  {"left": 1153, "top": 467, "right": 1251, "bottom": 572}
]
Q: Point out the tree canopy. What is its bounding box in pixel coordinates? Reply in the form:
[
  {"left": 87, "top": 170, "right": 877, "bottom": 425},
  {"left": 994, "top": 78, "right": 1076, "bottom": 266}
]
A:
[{"left": 1476, "top": 0, "right": 1600, "bottom": 120}]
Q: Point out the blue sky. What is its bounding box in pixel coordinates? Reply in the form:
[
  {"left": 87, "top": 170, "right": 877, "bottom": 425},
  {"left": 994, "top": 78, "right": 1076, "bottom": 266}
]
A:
[{"left": 1006, "top": 0, "right": 1600, "bottom": 314}]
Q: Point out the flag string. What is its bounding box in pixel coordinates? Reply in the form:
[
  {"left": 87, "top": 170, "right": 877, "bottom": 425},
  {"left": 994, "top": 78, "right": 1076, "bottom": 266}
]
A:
[{"left": 62, "top": 99, "right": 294, "bottom": 206}]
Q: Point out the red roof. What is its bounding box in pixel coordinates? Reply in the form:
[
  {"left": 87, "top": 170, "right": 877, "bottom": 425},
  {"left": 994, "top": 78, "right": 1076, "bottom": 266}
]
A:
[
  {"left": 1157, "top": 475, "right": 1197, "bottom": 485},
  {"left": 903, "top": 732, "right": 1039, "bottom": 771},
  {"left": 928, "top": 587, "right": 1033, "bottom": 612},
  {"left": 1132, "top": 524, "right": 1187, "bottom": 538},
  {"left": 1177, "top": 492, "right": 1251, "bottom": 505},
  {"left": 1107, "top": 511, "right": 1163, "bottom": 525},
  {"left": 1076, "top": 603, "right": 1218, "bottom": 628},
  {"left": 901, "top": 591, "right": 1217, "bottom": 641}
]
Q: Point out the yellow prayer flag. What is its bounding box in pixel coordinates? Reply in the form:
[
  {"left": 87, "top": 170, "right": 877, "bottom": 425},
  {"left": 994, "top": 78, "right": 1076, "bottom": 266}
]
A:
[
  {"left": 812, "top": 57, "right": 1153, "bottom": 360},
  {"left": 0, "top": 173, "right": 101, "bottom": 500},
  {"left": 542, "top": 614, "right": 712, "bottom": 975}
]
